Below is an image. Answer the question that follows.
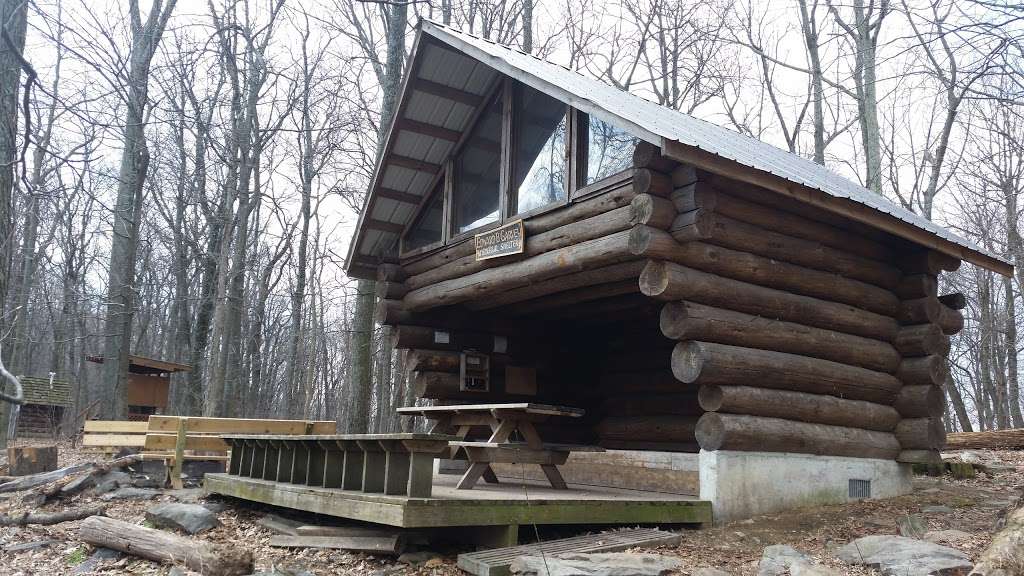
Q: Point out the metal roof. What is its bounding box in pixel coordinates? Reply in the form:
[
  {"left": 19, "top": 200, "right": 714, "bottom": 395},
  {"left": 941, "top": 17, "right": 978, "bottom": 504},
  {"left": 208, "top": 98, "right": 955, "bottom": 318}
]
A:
[{"left": 346, "top": 19, "right": 1011, "bottom": 277}]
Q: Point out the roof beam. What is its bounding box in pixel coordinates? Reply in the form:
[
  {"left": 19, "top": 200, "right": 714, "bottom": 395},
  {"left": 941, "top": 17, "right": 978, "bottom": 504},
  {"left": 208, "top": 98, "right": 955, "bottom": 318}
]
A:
[
  {"left": 364, "top": 219, "right": 406, "bottom": 234},
  {"left": 414, "top": 78, "right": 483, "bottom": 107},
  {"left": 377, "top": 187, "right": 423, "bottom": 204},
  {"left": 397, "top": 118, "right": 461, "bottom": 142},
  {"left": 389, "top": 155, "right": 443, "bottom": 174}
]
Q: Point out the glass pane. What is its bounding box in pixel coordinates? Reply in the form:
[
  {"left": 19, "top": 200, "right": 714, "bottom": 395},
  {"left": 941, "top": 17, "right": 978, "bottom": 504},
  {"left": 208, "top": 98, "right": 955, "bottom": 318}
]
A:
[
  {"left": 513, "top": 84, "right": 567, "bottom": 214},
  {"left": 404, "top": 182, "right": 444, "bottom": 252},
  {"left": 454, "top": 95, "right": 503, "bottom": 234},
  {"left": 586, "top": 115, "right": 637, "bottom": 185}
]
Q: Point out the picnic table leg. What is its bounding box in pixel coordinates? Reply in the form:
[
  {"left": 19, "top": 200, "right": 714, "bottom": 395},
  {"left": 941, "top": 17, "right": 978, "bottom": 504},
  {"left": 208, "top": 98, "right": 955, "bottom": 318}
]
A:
[
  {"left": 539, "top": 464, "right": 568, "bottom": 490},
  {"left": 171, "top": 418, "right": 186, "bottom": 490},
  {"left": 457, "top": 462, "right": 491, "bottom": 490},
  {"left": 518, "top": 421, "right": 544, "bottom": 450}
]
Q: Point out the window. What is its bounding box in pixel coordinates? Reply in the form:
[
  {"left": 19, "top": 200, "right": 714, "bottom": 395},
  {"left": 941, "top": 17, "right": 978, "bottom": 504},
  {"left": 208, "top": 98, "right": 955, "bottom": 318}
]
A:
[
  {"left": 453, "top": 94, "right": 503, "bottom": 234},
  {"left": 583, "top": 114, "right": 637, "bottom": 186},
  {"left": 512, "top": 84, "right": 567, "bottom": 214},
  {"left": 404, "top": 181, "right": 444, "bottom": 252}
]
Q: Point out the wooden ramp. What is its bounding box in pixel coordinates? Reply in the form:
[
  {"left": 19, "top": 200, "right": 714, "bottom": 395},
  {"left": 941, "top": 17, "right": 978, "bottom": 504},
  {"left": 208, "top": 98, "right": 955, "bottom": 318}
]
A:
[{"left": 457, "top": 528, "right": 682, "bottom": 576}]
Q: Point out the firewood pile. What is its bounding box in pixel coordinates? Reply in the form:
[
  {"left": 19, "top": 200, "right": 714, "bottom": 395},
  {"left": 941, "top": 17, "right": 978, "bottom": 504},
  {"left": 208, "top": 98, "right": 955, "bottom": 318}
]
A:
[{"left": 946, "top": 428, "right": 1024, "bottom": 450}]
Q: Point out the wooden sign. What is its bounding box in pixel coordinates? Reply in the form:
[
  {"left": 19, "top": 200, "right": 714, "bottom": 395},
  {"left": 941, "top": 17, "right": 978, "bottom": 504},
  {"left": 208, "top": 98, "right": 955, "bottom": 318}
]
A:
[{"left": 475, "top": 220, "right": 525, "bottom": 261}]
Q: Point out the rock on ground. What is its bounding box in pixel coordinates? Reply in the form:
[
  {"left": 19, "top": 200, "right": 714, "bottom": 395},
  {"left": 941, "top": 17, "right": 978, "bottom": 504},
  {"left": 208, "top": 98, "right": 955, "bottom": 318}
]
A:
[
  {"left": 397, "top": 551, "right": 442, "bottom": 566},
  {"left": 692, "top": 568, "right": 734, "bottom": 576},
  {"left": 511, "top": 552, "right": 683, "bottom": 576},
  {"left": 836, "top": 535, "right": 973, "bottom": 576},
  {"left": 924, "top": 530, "right": 973, "bottom": 546},
  {"left": 145, "top": 502, "right": 221, "bottom": 534},
  {"left": 100, "top": 487, "right": 160, "bottom": 501},
  {"left": 757, "top": 545, "right": 840, "bottom": 576}
]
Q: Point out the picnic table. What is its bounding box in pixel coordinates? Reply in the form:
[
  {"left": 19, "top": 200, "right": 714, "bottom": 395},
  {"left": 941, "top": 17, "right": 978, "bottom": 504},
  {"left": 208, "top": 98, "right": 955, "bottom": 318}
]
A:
[{"left": 396, "top": 403, "right": 599, "bottom": 490}]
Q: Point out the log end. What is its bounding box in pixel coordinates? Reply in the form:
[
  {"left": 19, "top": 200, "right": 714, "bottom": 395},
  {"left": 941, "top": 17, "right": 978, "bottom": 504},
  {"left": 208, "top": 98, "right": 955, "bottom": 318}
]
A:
[
  {"left": 695, "top": 412, "right": 725, "bottom": 451},
  {"left": 671, "top": 340, "right": 704, "bottom": 384}
]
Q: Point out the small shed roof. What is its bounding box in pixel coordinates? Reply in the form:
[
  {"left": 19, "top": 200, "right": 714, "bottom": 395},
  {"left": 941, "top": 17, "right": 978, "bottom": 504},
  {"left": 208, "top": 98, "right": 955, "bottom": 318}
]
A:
[
  {"left": 345, "top": 19, "right": 1012, "bottom": 277},
  {"left": 86, "top": 354, "right": 191, "bottom": 375},
  {"left": 18, "top": 376, "right": 72, "bottom": 407}
]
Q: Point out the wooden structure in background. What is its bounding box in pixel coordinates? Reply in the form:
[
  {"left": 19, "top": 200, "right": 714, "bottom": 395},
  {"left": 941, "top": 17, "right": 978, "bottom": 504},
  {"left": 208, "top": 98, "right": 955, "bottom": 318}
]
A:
[
  {"left": 7, "top": 445, "right": 58, "bottom": 476},
  {"left": 13, "top": 376, "right": 72, "bottom": 439},
  {"left": 86, "top": 355, "right": 191, "bottom": 420},
  {"left": 341, "top": 21, "right": 1011, "bottom": 468}
]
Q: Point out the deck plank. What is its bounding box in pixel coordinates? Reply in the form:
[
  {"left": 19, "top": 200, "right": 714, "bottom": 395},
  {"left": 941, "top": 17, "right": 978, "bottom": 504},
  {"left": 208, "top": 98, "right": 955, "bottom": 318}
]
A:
[{"left": 457, "top": 528, "right": 682, "bottom": 576}]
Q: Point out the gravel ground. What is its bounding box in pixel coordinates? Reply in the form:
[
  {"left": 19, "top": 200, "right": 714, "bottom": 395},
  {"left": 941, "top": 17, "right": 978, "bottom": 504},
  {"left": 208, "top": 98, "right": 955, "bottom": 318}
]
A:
[{"left": 0, "top": 443, "right": 1020, "bottom": 575}]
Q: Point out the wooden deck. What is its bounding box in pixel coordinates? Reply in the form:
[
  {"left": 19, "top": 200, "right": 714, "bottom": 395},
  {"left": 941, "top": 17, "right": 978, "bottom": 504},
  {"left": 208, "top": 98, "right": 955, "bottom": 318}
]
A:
[{"left": 203, "top": 472, "right": 711, "bottom": 528}]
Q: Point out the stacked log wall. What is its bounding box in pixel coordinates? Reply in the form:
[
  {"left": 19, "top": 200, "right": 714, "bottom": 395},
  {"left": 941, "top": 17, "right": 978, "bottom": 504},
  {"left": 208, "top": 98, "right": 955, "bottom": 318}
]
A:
[{"left": 632, "top": 146, "right": 948, "bottom": 460}]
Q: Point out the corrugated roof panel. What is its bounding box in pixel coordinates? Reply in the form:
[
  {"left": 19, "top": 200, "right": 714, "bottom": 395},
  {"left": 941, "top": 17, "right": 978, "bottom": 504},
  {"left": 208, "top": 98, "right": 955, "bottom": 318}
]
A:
[
  {"left": 371, "top": 198, "right": 399, "bottom": 222},
  {"left": 381, "top": 165, "right": 418, "bottom": 191},
  {"left": 419, "top": 43, "right": 479, "bottom": 91},
  {"left": 361, "top": 229, "right": 385, "bottom": 256},
  {"left": 420, "top": 21, "right": 1008, "bottom": 270},
  {"left": 404, "top": 91, "right": 475, "bottom": 131},
  {"left": 463, "top": 61, "right": 496, "bottom": 94}
]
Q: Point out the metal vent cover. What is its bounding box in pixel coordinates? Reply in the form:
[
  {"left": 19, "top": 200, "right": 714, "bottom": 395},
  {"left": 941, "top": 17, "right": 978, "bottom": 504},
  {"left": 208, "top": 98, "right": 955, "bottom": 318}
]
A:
[{"left": 849, "top": 479, "right": 871, "bottom": 499}]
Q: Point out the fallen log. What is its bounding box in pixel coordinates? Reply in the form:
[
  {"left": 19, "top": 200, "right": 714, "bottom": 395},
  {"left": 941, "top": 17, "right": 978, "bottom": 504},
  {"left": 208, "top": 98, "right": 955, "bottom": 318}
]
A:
[
  {"left": 946, "top": 428, "right": 1024, "bottom": 450},
  {"left": 671, "top": 341, "right": 902, "bottom": 404},
  {"left": 0, "top": 462, "right": 92, "bottom": 493},
  {"left": 630, "top": 226, "right": 899, "bottom": 316},
  {"left": 893, "top": 385, "right": 945, "bottom": 418},
  {"left": 269, "top": 534, "right": 404, "bottom": 555},
  {"left": 895, "top": 418, "right": 946, "bottom": 450},
  {"left": 659, "top": 301, "right": 899, "bottom": 373},
  {"left": 30, "top": 454, "right": 144, "bottom": 502},
  {"left": 698, "top": 384, "right": 899, "bottom": 432},
  {"left": 968, "top": 504, "right": 1024, "bottom": 576},
  {"left": 0, "top": 505, "right": 107, "bottom": 527},
  {"left": 639, "top": 260, "right": 899, "bottom": 341},
  {"left": 79, "top": 516, "right": 254, "bottom": 576},
  {"left": 695, "top": 413, "right": 901, "bottom": 459},
  {"left": 894, "top": 324, "right": 950, "bottom": 357}
]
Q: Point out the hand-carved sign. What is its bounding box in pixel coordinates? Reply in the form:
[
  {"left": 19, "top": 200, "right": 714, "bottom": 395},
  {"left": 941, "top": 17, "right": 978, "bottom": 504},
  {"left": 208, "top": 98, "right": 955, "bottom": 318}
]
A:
[{"left": 474, "top": 219, "right": 525, "bottom": 261}]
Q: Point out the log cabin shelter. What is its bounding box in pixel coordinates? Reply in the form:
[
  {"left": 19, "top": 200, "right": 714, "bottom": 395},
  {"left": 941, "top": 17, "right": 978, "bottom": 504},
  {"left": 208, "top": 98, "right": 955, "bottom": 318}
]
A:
[
  {"left": 339, "top": 20, "right": 1013, "bottom": 523},
  {"left": 86, "top": 354, "right": 191, "bottom": 421}
]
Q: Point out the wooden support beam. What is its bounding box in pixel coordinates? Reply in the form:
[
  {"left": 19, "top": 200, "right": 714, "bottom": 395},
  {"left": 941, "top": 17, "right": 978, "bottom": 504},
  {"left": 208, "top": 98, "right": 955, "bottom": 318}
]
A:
[
  {"left": 414, "top": 79, "right": 484, "bottom": 107},
  {"left": 376, "top": 187, "right": 422, "bottom": 205},
  {"left": 672, "top": 340, "right": 902, "bottom": 404},
  {"left": 396, "top": 118, "right": 461, "bottom": 141},
  {"left": 364, "top": 219, "right": 405, "bottom": 234},
  {"left": 640, "top": 259, "right": 900, "bottom": 341},
  {"left": 388, "top": 155, "right": 443, "bottom": 174},
  {"left": 695, "top": 413, "right": 901, "bottom": 459},
  {"left": 698, "top": 384, "right": 900, "bottom": 432},
  {"left": 468, "top": 261, "right": 644, "bottom": 312},
  {"left": 659, "top": 301, "right": 900, "bottom": 373}
]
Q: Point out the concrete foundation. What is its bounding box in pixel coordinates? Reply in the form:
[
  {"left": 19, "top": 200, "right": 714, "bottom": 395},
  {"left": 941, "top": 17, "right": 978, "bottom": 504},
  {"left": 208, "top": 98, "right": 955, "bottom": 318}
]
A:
[{"left": 699, "top": 450, "right": 912, "bottom": 524}]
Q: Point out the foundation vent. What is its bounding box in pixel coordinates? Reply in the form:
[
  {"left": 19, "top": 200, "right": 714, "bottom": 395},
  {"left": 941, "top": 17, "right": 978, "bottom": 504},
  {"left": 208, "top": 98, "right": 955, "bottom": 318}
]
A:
[{"left": 849, "top": 479, "right": 871, "bottom": 498}]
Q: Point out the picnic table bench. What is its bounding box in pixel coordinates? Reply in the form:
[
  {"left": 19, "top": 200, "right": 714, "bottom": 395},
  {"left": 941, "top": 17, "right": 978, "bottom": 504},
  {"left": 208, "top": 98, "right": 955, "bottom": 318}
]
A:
[
  {"left": 222, "top": 433, "right": 456, "bottom": 498},
  {"left": 396, "top": 403, "right": 600, "bottom": 490}
]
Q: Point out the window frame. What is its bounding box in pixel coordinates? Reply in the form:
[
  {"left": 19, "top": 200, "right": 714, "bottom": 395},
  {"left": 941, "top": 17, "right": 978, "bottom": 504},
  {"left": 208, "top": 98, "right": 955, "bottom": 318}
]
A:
[
  {"left": 507, "top": 82, "right": 572, "bottom": 221},
  {"left": 449, "top": 82, "right": 509, "bottom": 243},
  {"left": 398, "top": 174, "right": 447, "bottom": 258},
  {"left": 572, "top": 110, "right": 638, "bottom": 199}
]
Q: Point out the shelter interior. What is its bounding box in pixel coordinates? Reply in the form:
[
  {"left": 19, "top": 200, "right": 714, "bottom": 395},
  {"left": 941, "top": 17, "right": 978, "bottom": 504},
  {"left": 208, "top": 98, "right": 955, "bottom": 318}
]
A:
[{"left": 86, "top": 355, "right": 191, "bottom": 420}]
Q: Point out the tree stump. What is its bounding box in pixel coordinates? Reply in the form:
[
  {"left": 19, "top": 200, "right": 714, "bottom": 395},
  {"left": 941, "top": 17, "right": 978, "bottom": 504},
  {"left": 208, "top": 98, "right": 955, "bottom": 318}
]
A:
[{"left": 8, "top": 445, "right": 58, "bottom": 476}]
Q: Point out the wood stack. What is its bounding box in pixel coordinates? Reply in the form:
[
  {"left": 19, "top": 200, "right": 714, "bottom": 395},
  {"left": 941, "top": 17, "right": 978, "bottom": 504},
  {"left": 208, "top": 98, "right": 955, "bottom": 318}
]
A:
[
  {"left": 891, "top": 252, "right": 962, "bottom": 463},
  {"left": 635, "top": 165, "right": 920, "bottom": 460}
]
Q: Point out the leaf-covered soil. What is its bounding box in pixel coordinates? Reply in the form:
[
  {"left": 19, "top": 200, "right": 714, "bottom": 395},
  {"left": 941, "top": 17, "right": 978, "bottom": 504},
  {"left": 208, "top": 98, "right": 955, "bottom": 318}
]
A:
[{"left": 0, "top": 443, "right": 1020, "bottom": 575}]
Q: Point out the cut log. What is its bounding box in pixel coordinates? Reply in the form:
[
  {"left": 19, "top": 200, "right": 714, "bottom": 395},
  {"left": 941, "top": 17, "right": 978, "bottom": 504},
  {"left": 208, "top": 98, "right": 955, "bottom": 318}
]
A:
[
  {"left": 671, "top": 341, "right": 902, "bottom": 404},
  {"left": 899, "top": 250, "right": 961, "bottom": 275},
  {"left": 377, "top": 263, "right": 407, "bottom": 283},
  {"left": 504, "top": 279, "right": 639, "bottom": 317},
  {"left": 375, "top": 281, "right": 408, "bottom": 300},
  {"left": 898, "top": 297, "right": 943, "bottom": 325},
  {"left": 79, "top": 516, "right": 254, "bottom": 576},
  {"left": 659, "top": 301, "right": 900, "bottom": 373},
  {"left": 0, "top": 505, "right": 107, "bottom": 526},
  {"left": 692, "top": 212, "right": 902, "bottom": 289},
  {"left": 672, "top": 182, "right": 893, "bottom": 261},
  {"left": 630, "top": 194, "right": 676, "bottom": 228},
  {"left": 640, "top": 260, "right": 900, "bottom": 341},
  {"left": 947, "top": 428, "right": 1024, "bottom": 450},
  {"left": 269, "top": 535, "right": 404, "bottom": 555},
  {"left": 597, "top": 370, "right": 681, "bottom": 394},
  {"left": 669, "top": 209, "right": 716, "bottom": 242},
  {"left": 633, "top": 141, "right": 678, "bottom": 172},
  {"left": 7, "top": 445, "right": 57, "bottom": 476},
  {"left": 405, "top": 205, "right": 633, "bottom": 291},
  {"left": 392, "top": 326, "right": 510, "bottom": 353},
  {"left": 406, "top": 350, "right": 462, "bottom": 373},
  {"left": 599, "top": 440, "right": 699, "bottom": 453},
  {"left": 895, "top": 418, "right": 946, "bottom": 450},
  {"left": 633, "top": 168, "right": 673, "bottom": 197},
  {"left": 402, "top": 230, "right": 632, "bottom": 311},
  {"left": 631, "top": 226, "right": 899, "bottom": 316},
  {"left": 695, "top": 413, "right": 901, "bottom": 459},
  {"left": 894, "top": 324, "right": 950, "bottom": 357},
  {"left": 375, "top": 298, "right": 407, "bottom": 325},
  {"left": 412, "top": 371, "right": 462, "bottom": 399},
  {"left": 969, "top": 504, "right": 1024, "bottom": 576},
  {"left": 938, "top": 292, "right": 967, "bottom": 310},
  {"left": 596, "top": 416, "right": 698, "bottom": 443},
  {"left": 469, "top": 261, "right": 644, "bottom": 312},
  {"left": 938, "top": 305, "right": 964, "bottom": 335},
  {"left": 893, "top": 385, "right": 945, "bottom": 418},
  {"left": 897, "top": 355, "right": 947, "bottom": 387},
  {"left": 895, "top": 274, "right": 938, "bottom": 300},
  {"left": 601, "top": 393, "right": 702, "bottom": 417},
  {"left": 698, "top": 385, "right": 899, "bottom": 432},
  {"left": 0, "top": 462, "right": 92, "bottom": 493}
]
